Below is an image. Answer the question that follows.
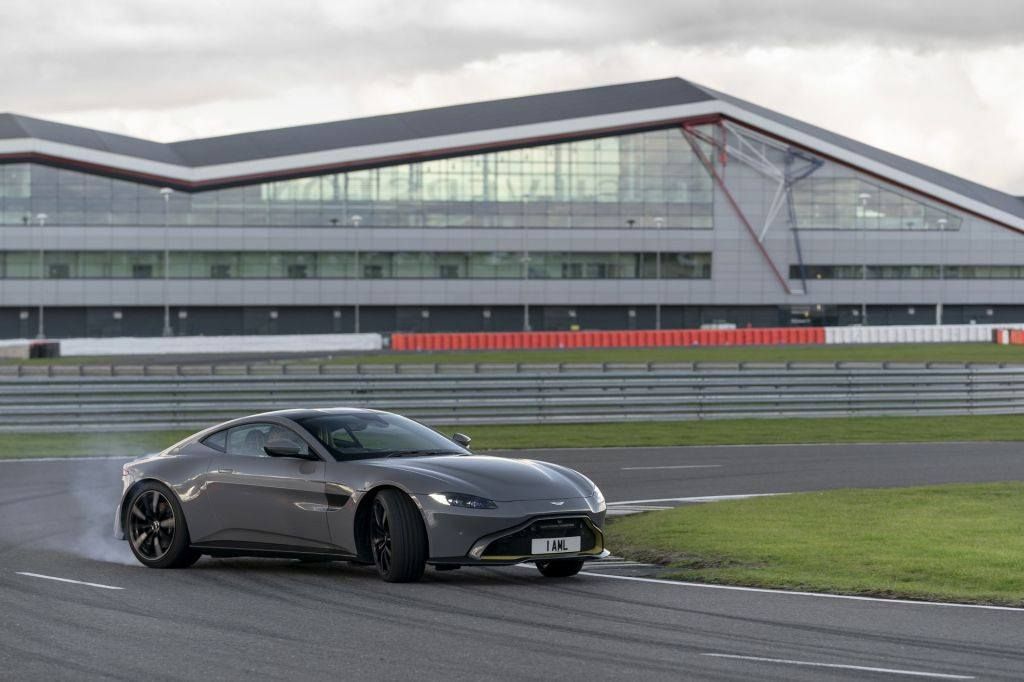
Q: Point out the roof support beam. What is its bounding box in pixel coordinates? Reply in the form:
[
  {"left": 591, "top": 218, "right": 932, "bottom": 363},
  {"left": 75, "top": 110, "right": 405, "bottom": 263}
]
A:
[{"left": 682, "top": 122, "right": 794, "bottom": 295}]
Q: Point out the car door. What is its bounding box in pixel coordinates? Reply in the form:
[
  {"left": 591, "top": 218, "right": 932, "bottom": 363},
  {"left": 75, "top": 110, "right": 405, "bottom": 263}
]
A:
[{"left": 200, "top": 422, "right": 334, "bottom": 551}]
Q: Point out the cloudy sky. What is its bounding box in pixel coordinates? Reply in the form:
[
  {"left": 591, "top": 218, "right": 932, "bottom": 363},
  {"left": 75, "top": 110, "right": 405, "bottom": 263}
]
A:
[{"left": 2, "top": 0, "right": 1023, "bottom": 194}]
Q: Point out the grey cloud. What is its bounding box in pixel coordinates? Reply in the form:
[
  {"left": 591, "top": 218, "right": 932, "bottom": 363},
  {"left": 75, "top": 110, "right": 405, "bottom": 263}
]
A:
[
  {"left": 0, "top": 0, "right": 1021, "bottom": 193},
  {"left": 3, "top": 0, "right": 1022, "bottom": 114}
]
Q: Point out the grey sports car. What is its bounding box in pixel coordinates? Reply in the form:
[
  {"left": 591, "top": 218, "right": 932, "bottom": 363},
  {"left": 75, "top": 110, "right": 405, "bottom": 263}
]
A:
[{"left": 115, "top": 408, "right": 607, "bottom": 582}]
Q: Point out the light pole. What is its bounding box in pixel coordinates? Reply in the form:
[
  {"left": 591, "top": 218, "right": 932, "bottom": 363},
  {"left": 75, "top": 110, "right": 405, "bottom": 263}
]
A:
[
  {"left": 159, "top": 187, "right": 174, "bottom": 336},
  {"left": 936, "top": 217, "right": 948, "bottom": 325},
  {"left": 35, "top": 213, "right": 47, "bottom": 339},
  {"left": 351, "top": 214, "right": 362, "bottom": 333},
  {"left": 858, "top": 192, "right": 871, "bottom": 324},
  {"left": 653, "top": 216, "right": 665, "bottom": 330}
]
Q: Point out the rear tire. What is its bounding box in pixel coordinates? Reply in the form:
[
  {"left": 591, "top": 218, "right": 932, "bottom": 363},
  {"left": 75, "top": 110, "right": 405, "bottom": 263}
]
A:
[
  {"left": 126, "top": 482, "right": 201, "bottom": 569},
  {"left": 536, "top": 558, "right": 584, "bottom": 578},
  {"left": 370, "top": 490, "right": 427, "bottom": 583}
]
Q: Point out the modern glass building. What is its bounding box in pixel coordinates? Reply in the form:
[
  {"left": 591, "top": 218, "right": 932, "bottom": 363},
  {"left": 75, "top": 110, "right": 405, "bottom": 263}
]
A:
[{"left": 1, "top": 77, "right": 1023, "bottom": 337}]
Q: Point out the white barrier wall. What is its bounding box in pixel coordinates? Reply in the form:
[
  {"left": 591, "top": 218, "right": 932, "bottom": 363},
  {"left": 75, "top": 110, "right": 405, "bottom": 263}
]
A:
[
  {"left": 54, "top": 333, "right": 384, "bottom": 356},
  {"left": 825, "top": 324, "right": 1024, "bottom": 345},
  {"left": 0, "top": 340, "right": 33, "bottom": 359}
]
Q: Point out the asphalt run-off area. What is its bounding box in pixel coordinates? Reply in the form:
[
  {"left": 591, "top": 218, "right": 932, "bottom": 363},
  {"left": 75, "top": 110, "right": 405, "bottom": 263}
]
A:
[{"left": 2, "top": 442, "right": 1024, "bottom": 680}]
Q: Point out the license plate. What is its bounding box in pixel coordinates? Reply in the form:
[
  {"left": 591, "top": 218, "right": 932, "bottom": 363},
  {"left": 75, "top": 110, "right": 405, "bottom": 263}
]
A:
[{"left": 531, "top": 536, "right": 581, "bottom": 554}]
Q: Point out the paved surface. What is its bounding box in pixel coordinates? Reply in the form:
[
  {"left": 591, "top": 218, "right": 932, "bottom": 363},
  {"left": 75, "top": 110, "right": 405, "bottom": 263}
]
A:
[{"left": 2, "top": 443, "right": 1023, "bottom": 680}]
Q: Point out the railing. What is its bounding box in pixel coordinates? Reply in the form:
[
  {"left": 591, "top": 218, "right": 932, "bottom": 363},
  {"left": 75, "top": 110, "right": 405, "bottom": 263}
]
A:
[{"left": 2, "top": 363, "right": 1023, "bottom": 432}]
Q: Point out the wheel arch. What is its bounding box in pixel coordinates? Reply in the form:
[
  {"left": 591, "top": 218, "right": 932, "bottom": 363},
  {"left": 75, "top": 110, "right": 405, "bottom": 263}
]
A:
[
  {"left": 352, "top": 484, "right": 429, "bottom": 563},
  {"left": 120, "top": 478, "right": 183, "bottom": 537}
]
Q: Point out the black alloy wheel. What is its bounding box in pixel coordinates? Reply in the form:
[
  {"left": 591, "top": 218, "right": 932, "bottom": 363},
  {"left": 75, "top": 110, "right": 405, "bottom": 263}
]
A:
[
  {"left": 369, "top": 490, "right": 427, "bottom": 582},
  {"left": 126, "top": 483, "right": 201, "bottom": 569},
  {"left": 129, "top": 490, "right": 175, "bottom": 561},
  {"left": 371, "top": 497, "right": 393, "bottom": 575}
]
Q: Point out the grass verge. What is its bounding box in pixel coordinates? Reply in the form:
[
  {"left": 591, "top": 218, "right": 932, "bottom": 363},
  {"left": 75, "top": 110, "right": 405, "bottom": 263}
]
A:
[
  {"left": 0, "top": 430, "right": 195, "bottom": 459},
  {"left": 322, "top": 343, "right": 1024, "bottom": 366},
  {"left": 605, "top": 483, "right": 1024, "bottom": 606},
  {"left": 2, "top": 414, "right": 1024, "bottom": 459}
]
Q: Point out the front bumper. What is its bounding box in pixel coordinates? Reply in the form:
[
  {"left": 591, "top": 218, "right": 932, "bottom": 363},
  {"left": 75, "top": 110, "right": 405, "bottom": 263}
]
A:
[
  {"left": 412, "top": 492, "right": 606, "bottom": 564},
  {"left": 113, "top": 498, "right": 126, "bottom": 540}
]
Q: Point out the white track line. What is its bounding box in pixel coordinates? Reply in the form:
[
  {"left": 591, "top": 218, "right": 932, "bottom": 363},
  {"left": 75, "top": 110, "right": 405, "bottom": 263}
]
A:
[
  {"left": 608, "top": 493, "right": 787, "bottom": 506},
  {"left": 16, "top": 572, "right": 124, "bottom": 590},
  {"left": 621, "top": 464, "right": 723, "bottom": 471},
  {"left": 701, "top": 653, "right": 974, "bottom": 680},
  {"left": 577, "top": 571, "right": 1023, "bottom": 612}
]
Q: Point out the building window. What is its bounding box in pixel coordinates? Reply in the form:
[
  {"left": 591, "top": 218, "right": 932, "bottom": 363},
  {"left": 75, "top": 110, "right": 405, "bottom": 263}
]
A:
[
  {"left": 5, "top": 127, "right": 715, "bottom": 230},
  {"left": 791, "top": 176, "right": 961, "bottom": 231},
  {"left": 0, "top": 250, "right": 713, "bottom": 280},
  {"left": 132, "top": 264, "right": 153, "bottom": 279},
  {"left": 210, "top": 264, "right": 232, "bottom": 279}
]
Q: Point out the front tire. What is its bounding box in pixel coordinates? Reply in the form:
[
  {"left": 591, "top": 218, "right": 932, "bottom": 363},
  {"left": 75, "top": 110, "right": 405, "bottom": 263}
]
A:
[
  {"left": 536, "top": 558, "right": 584, "bottom": 578},
  {"left": 370, "top": 490, "right": 427, "bottom": 583},
  {"left": 126, "top": 482, "right": 201, "bottom": 569}
]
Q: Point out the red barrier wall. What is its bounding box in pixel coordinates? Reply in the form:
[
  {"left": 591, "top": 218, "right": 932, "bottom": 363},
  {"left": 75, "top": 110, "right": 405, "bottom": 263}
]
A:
[{"left": 391, "top": 327, "right": 826, "bottom": 352}]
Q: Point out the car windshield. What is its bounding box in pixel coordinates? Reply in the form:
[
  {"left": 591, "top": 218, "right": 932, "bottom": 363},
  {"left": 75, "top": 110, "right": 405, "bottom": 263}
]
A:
[{"left": 295, "top": 412, "right": 469, "bottom": 461}]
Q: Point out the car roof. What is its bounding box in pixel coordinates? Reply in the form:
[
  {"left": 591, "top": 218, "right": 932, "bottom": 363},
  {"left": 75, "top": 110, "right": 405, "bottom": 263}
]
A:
[{"left": 246, "top": 407, "right": 386, "bottom": 422}]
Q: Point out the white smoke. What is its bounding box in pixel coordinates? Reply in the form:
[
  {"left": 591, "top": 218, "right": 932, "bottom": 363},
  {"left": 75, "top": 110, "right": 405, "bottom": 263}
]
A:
[{"left": 49, "top": 456, "right": 139, "bottom": 566}]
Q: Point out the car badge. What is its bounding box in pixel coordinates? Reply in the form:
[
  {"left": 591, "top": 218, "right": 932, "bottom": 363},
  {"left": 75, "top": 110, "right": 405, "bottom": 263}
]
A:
[{"left": 550, "top": 501, "right": 565, "bottom": 506}]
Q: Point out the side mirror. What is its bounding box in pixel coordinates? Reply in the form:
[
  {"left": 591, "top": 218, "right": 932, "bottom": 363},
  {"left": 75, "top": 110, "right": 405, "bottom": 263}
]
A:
[
  {"left": 451, "top": 432, "right": 472, "bottom": 448},
  {"left": 264, "top": 440, "right": 309, "bottom": 458}
]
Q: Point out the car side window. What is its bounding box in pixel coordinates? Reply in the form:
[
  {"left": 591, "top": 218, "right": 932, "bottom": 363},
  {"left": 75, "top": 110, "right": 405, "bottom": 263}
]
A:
[
  {"left": 202, "top": 430, "right": 227, "bottom": 452},
  {"left": 225, "top": 423, "right": 311, "bottom": 457},
  {"left": 226, "top": 423, "right": 274, "bottom": 457}
]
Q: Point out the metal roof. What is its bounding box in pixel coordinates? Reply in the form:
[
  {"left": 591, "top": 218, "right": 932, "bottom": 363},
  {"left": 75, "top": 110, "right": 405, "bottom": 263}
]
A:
[
  {"left": 0, "top": 78, "right": 713, "bottom": 167},
  {"left": 0, "top": 77, "right": 1021, "bottom": 224},
  {"left": 699, "top": 84, "right": 1024, "bottom": 223}
]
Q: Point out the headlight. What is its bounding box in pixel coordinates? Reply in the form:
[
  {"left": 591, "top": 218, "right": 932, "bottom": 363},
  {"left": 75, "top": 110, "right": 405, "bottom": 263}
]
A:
[
  {"left": 428, "top": 492, "right": 497, "bottom": 509},
  {"left": 592, "top": 487, "right": 606, "bottom": 512}
]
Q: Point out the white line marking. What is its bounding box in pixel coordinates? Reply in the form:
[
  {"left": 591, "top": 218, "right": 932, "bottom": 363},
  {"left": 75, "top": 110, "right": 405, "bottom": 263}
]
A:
[
  {"left": 575, "top": 571, "right": 1024, "bottom": 612},
  {"left": 701, "top": 653, "right": 975, "bottom": 680},
  {"left": 621, "top": 464, "right": 723, "bottom": 471},
  {"left": 16, "top": 572, "right": 124, "bottom": 591},
  {"left": 608, "top": 493, "right": 787, "bottom": 506}
]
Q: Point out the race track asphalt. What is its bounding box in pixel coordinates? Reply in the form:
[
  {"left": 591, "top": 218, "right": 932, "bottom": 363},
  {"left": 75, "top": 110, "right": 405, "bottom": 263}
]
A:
[{"left": 1, "top": 442, "right": 1023, "bottom": 680}]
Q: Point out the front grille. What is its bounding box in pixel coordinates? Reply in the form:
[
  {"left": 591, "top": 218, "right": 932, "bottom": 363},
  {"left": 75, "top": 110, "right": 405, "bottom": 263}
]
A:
[{"left": 482, "top": 517, "right": 598, "bottom": 558}]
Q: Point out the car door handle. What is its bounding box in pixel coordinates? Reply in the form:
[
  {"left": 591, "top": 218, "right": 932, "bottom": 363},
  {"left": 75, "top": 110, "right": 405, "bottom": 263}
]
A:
[{"left": 215, "top": 468, "right": 235, "bottom": 474}]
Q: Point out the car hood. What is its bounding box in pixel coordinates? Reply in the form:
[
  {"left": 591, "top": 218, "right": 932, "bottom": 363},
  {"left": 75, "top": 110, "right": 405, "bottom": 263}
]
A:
[{"left": 341, "top": 455, "right": 596, "bottom": 502}]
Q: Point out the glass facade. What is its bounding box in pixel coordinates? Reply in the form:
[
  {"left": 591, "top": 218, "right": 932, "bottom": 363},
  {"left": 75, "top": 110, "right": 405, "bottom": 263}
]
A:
[
  {"left": 791, "top": 177, "right": 961, "bottom": 231},
  {"left": 2, "top": 114, "right": 1020, "bottom": 339},
  {"left": 790, "top": 265, "right": 1024, "bottom": 280},
  {"left": 719, "top": 122, "right": 962, "bottom": 232},
  {"left": 0, "top": 251, "right": 712, "bottom": 280},
  {"left": 0, "top": 128, "right": 714, "bottom": 229}
]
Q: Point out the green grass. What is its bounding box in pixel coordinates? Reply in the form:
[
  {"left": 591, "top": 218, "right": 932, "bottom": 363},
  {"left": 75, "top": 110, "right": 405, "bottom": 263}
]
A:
[
  {"left": 318, "top": 343, "right": 1024, "bottom": 366},
  {"left": 4, "top": 343, "right": 1024, "bottom": 366},
  {"left": 3, "top": 413, "right": 1024, "bottom": 459},
  {"left": 606, "top": 483, "right": 1024, "bottom": 606},
  {"left": 0, "top": 430, "right": 194, "bottom": 458}
]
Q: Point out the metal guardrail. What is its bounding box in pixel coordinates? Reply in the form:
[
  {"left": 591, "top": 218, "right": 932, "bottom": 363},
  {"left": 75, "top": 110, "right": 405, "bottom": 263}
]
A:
[{"left": 2, "top": 363, "right": 1023, "bottom": 432}]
